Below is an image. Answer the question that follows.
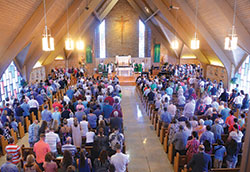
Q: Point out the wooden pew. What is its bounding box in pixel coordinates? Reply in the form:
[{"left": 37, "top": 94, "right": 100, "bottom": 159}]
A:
[
  {"left": 0, "top": 136, "right": 8, "bottom": 155},
  {"left": 38, "top": 110, "right": 41, "bottom": 121},
  {"left": 168, "top": 143, "right": 174, "bottom": 163},
  {"left": 31, "top": 112, "right": 36, "bottom": 123},
  {"left": 153, "top": 114, "right": 158, "bottom": 130},
  {"left": 163, "top": 134, "right": 168, "bottom": 153},
  {"left": 18, "top": 122, "right": 25, "bottom": 138},
  {"left": 160, "top": 127, "right": 167, "bottom": 144},
  {"left": 10, "top": 128, "right": 18, "bottom": 144},
  {"left": 156, "top": 120, "right": 162, "bottom": 137},
  {"left": 25, "top": 116, "right": 30, "bottom": 132},
  {"left": 174, "top": 153, "right": 187, "bottom": 172},
  {"left": 210, "top": 168, "right": 240, "bottom": 172}
]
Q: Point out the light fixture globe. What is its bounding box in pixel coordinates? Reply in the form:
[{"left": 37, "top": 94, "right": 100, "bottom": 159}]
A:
[
  {"left": 191, "top": 33, "right": 200, "bottom": 50},
  {"left": 65, "top": 36, "right": 74, "bottom": 50},
  {"left": 171, "top": 39, "right": 179, "bottom": 50},
  {"left": 76, "top": 39, "right": 84, "bottom": 51}
]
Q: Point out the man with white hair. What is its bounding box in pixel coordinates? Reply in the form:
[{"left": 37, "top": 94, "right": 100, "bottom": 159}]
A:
[
  {"left": 61, "top": 137, "right": 77, "bottom": 156},
  {"left": 110, "top": 111, "right": 123, "bottom": 132},
  {"left": 183, "top": 98, "right": 195, "bottom": 119}
]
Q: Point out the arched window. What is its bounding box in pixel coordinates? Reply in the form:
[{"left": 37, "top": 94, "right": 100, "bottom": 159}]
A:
[
  {"left": 0, "top": 62, "right": 22, "bottom": 101},
  {"left": 99, "top": 20, "right": 106, "bottom": 59},
  {"left": 139, "top": 20, "right": 145, "bottom": 58}
]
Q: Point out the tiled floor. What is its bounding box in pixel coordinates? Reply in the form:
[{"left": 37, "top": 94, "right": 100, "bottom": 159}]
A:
[{"left": 122, "top": 86, "right": 173, "bottom": 172}]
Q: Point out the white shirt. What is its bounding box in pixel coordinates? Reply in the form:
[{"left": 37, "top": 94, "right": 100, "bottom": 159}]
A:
[
  {"left": 111, "top": 152, "right": 129, "bottom": 172},
  {"left": 234, "top": 96, "right": 243, "bottom": 105},
  {"left": 229, "top": 131, "right": 243, "bottom": 143},
  {"left": 168, "top": 104, "right": 176, "bottom": 117},
  {"left": 80, "top": 121, "right": 88, "bottom": 137},
  {"left": 28, "top": 99, "right": 39, "bottom": 108},
  {"left": 63, "top": 95, "right": 70, "bottom": 104},
  {"left": 45, "top": 131, "right": 60, "bottom": 153},
  {"left": 204, "top": 96, "right": 212, "bottom": 105},
  {"left": 86, "top": 131, "right": 95, "bottom": 143},
  {"left": 67, "top": 118, "right": 74, "bottom": 127}
]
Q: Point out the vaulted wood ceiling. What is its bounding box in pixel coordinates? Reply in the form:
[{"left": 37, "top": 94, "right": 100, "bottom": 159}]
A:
[{"left": 0, "top": 0, "right": 249, "bottom": 80}]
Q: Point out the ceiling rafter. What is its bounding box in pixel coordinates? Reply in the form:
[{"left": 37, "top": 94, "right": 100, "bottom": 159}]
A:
[
  {"left": 0, "top": 0, "right": 57, "bottom": 77},
  {"left": 175, "top": 0, "right": 231, "bottom": 75},
  {"left": 151, "top": 0, "right": 209, "bottom": 65}
]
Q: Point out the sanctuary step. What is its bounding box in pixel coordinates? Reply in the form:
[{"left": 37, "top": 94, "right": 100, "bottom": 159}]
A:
[{"left": 119, "top": 75, "right": 137, "bottom": 86}]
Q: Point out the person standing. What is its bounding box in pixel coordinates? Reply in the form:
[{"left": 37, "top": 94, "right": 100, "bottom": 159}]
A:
[
  {"left": 45, "top": 128, "right": 61, "bottom": 156},
  {"left": 186, "top": 145, "right": 212, "bottom": 172},
  {"left": 110, "top": 144, "right": 129, "bottom": 172},
  {"left": 28, "top": 120, "right": 40, "bottom": 147},
  {"left": 5, "top": 138, "right": 21, "bottom": 170},
  {"left": 34, "top": 134, "right": 51, "bottom": 171},
  {"left": 1, "top": 154, "right": 18, "bottom": 172},
  {"left": 41, "top": 105, "right": 52, "bottom": 125},
  {"left": 71, "top": 118, "right": 82, "bottom": 147},
  {"left": 28, "top": 96, "right": 39, "bottom": 119}
]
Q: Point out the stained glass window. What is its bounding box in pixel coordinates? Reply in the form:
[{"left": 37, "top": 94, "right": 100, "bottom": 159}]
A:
[
  {"left": 99, "top": 20, "right": 106, "bottom": 59},
  {"left": 139, "top": 20, "right": 145, "bottom": 58},
  {"left": 234, "top": 55, "right": 250, "bottom": 93},
  {"left": 0, "top": 61, "right": 22, "bottom": 102}
]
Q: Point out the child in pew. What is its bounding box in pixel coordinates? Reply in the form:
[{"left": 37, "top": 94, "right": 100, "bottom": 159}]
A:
[
  {"left": 213, "top": 139, "right": 226, "bottom": 168},
  {"left": 11, "top": 118, "right": 18, "bottom": 135}
]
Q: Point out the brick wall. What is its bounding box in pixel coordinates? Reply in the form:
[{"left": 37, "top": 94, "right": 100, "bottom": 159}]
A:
[{"left": 105, "top": 0, "right": 139, "bottom": 57}]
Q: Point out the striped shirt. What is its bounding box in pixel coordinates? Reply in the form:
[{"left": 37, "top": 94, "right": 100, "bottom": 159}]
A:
[
  {"left": 5, "top": 144, "right": 21, "bottom": 164},
  {"left": 45, "top": 132, "right": 60, "bottom": 153},
  {"left": 61, "top": 144, "right": 77, "bottom": 156}
]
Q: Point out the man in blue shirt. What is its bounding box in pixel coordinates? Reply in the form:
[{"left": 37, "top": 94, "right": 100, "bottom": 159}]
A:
[
  {"left": 66, "top": 86, "right": 74, "bottom": 100},
  {"left": 200, "top": 125, "right": 214, "bottom": 144},
  {"left": 20, "top": 99, "right": 30, "bottom": 118},
  {"left": 103, "top": 101, "right": 113, "bottom": 119},
  {"left": 220, "top": 103, "right": 231, "bottom": 122},
  {"left": 1, "top": 154, "right": 18, "bottom": 172},
  {"left": 35, "top": 93, "right": 44, "bottom": 106},
  {"left": 160, "top": 107, "right": 172, "bottom": 128},
  {"left": 41, "top": 105, "right": 52, "bottom": 124}
]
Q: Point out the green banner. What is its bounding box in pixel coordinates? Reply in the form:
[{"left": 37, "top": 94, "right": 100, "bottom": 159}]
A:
[
  {"left": 86, "top": 45, "right": 92, "bottom": 63},
  {"left": 154, "top": 44, "right": 160, "bottom": 63}
]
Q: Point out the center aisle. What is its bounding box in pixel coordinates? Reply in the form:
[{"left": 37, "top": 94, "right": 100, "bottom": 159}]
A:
[{"left": 121, "top": 86, "right": 173, "bottom": 172}]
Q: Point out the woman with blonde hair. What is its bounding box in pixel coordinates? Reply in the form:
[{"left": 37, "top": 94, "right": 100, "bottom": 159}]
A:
[
  {"left": 24, "top": 154, "right": 42, "bottom": 172},
  {"left": 52, "top": 119, "right": 60, "bottom": 134},
  {"left": 60, "top": 118, "right": 71, "bottom": 145}
]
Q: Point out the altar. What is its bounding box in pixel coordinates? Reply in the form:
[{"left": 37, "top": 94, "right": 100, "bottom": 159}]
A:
[{"left": 116, "top": 55, "right": 133, "bottom": 76}]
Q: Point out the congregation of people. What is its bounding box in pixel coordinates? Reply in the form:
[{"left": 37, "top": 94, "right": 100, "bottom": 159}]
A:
[
  {"left": 0, "top": 67, "right": 129, "bottom": 172},
  {"left": 137, "top": 64, "right": 248, "bottom": 172}
]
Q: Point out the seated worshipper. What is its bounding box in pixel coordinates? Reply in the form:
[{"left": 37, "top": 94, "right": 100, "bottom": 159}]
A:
[
  {"left": 93, "top": 150, "right": 111, "bottom": 172},
  {"left": 110, "top": 111, "right": 123, "bottom": 132},
  {"left": 5, "top": 137, "right": 21, "bottom": 168},
  {"left": 172, "top": 125, "right": 189, "bottom": 155},
  {"left": 75, "top": 107, "right": 86, "bottom": 123},
  {"left": 213, "top": 139, "right": 226, "bottom": 168},
  {"left": 77, "top": 149, "right": 92, "bottom": 172},
  {"left": 52, "top": 107, "right": 61, "bottom": 125},
  {"left": 87, "top": 110, "right": 97, "bottom": 129},
  {"left": 71, "top": 118, "right": 82, "bottom": 147},
  {"left": 109, "top": 127, "right": 124, "bottom": 155},
  {"left": 45, "top": 127, "right": 61, "bottom": 156},
  {"left": 211, "top": 119, "right": 224, "bottom": 141},
  {"left": 28, "top": 120, "right": 40, "bottom": 147},
  {"left": 200, "top": 125, "right": 214, "bottom": 144},
  {"left": 43, "top": 152, "right": 58, "bottom": 172},
  {"left": 60, "top": 150, "right": 73, "bottom": 171},
  {"left": 186, "top": 131, "right": 199, "bottom": 163},
  {"left": 0, "top": 154, "right": 19, "bottom": 172},
  {"left": 24, "top": 154, "right": 42, "bottom": 172},
  {"left": 52, "top": 99, "right": 63, "bottom": 112},
  {"left": 60, "top": 119, "right": 71, "bottom": 144},
  {"left": 62, "top": 137, "right": 77, "bottom": 157},
  {"left": 41, "top": 105, "right": 52, "bottom": 124},
  {"left": 160, "top": 107, "right": 172, "bottom": 128},
  {"left": 110, "top": 144, "right": 129, "bottom": 172},
  {"left": 103, "top": 100, "right": 113, "bottom": 119},
  {"left": 183, "top": 98, "right": 195, "bottom": 119},
  {"left": 186, "top": 145, "right": 212, "bottom": 172},
  {"left": 34, "top": 134, "right": 51, "bottom": 170},
  {"left": 86, "top": 129, "right": 95, "bottom": 146},
  {"left": 194, "top": 119, "right": 206, "bottom": 137}
]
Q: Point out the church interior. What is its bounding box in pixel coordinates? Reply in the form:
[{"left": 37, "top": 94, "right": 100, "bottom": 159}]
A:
[{"left": 0, "top": 0, "right": 250, "bottom": 171}]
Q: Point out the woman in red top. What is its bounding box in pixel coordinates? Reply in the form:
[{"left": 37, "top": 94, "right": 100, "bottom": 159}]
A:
[{"left": 186, "top": 131, "right": 200, "bottom": 162}]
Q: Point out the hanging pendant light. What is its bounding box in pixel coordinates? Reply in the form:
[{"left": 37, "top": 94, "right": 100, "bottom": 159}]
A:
[
  {"left": 191, "top": 0, "right": 200, "bottom": 50},
  {"left": 65, "top": 0, "right": 74, "bottom": 50},
  {"left": 171, "top": 9, "right": 179, "bottom": 50},
  {"left": 224, "top": 0, "right": 238, "bottom": 50},
  {"left": 76, "top": 8, "right": 84, "bottom": 51},
  {"left": 42, "top": 0, "right": 54, "bottom": 51}
]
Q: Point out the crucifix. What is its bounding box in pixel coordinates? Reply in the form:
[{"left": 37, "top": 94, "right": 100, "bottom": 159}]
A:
[{"left": 115, "top": 16, "right": 129, "bottom": 44}]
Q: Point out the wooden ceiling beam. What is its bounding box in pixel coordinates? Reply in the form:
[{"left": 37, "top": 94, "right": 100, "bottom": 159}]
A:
[
  {"left": 99, "top": 0, "right": 119, "bottom": 21},
  {"left": 151, "top": 0, "right": 209, "bottom": 64},
  {"left": 175, "top": 0, "right": 231, "bottom": 74},
  {"left": 0, "top": 0, "right": 57, "bottom": 77}
]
